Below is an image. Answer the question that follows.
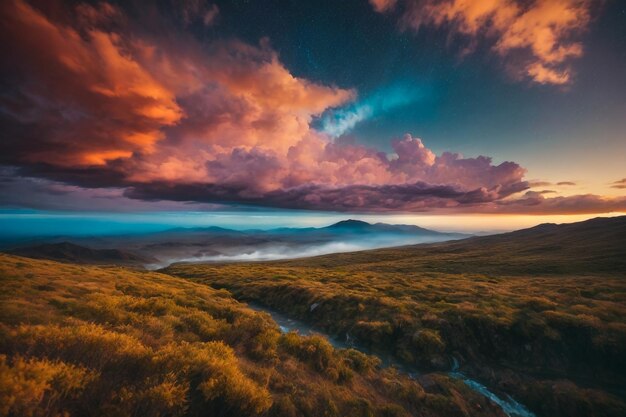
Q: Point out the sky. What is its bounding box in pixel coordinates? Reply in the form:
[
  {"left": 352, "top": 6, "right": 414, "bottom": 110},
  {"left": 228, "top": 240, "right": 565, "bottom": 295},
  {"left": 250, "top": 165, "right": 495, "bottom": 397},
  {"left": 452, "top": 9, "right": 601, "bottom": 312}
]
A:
[{"left": 0, "top": 0, "right": 625, "bottom": 232}]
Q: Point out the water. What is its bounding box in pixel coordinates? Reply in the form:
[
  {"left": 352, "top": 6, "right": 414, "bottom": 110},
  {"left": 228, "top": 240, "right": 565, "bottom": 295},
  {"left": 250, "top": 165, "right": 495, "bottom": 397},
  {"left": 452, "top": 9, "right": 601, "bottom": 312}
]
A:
[
  {"left": 250, "top": 303, "right": 536, "bottom": 417},
  {"left": 450, "top": 358, "right": 536, "bottom": 417},
  {"left": 248, "top": 303, "right": 348, "bottom": 347},
  {"left": 248, "top": 303, "right": 418, "bottom": 374}
]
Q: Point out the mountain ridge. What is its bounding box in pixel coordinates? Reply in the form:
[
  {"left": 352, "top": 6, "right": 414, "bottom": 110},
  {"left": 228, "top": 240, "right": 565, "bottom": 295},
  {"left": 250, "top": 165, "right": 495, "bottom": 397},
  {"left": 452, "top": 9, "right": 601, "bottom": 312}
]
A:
[
  {"left": 281, "top": 215, "right": 626, "bottom": 275},
  {"left": 3, "top": 220, "right": 469, "bottom": 267}
]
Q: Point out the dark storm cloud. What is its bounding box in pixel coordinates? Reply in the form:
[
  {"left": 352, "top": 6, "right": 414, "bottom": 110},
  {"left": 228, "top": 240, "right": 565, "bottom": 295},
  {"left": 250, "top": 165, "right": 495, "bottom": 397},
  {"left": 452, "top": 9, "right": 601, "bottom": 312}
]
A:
[{"left": 123, "top": 180, "right": 528, "bottom": 212}]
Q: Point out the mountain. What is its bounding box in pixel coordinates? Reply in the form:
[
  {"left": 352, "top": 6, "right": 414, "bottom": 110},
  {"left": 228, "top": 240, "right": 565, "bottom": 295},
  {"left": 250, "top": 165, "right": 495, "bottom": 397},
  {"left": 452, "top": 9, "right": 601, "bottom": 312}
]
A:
[
  {"left": 6, "top": 242, "right": 157, "bottom": 267},
  {"left": 324, "top": 219, "right": 380, "bottom": 231},
  {"left": 285, "top": 215, "right": 626, "bottom": 275},
  {"left": 259, "top": 220, "right": 469, "bottom": 239},
  {"left": 323, "top": 219, "right": 465, "bottom": 236}
]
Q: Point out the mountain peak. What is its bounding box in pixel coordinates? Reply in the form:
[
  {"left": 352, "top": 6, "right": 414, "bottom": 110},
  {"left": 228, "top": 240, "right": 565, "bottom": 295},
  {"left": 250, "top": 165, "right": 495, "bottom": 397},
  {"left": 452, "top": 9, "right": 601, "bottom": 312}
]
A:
[
  {"left": 327, "top": 219, "right": 372, "bottom": 229},
  {"left": 323, "top": 219, "right": 464, "bottom": 237}
]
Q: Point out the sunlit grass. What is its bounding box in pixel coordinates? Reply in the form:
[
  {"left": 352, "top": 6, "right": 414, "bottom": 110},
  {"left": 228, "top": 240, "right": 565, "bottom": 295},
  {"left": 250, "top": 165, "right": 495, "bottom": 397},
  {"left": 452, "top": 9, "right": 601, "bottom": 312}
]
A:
[
  {"left": 165, "top": 238, "right": 626, "bottom": 417},
  {"left": 0, "top": 254, "right": 510, "bottom": 417}
]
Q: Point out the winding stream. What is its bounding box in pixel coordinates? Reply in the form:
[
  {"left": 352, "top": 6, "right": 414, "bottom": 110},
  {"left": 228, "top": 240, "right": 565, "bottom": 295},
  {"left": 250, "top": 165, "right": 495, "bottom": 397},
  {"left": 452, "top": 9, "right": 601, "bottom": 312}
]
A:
[
  {"left": 249, "top": 303, "right": 536, "bottom": 417},
  {"left": 450, "top": 358, "right": 535, "bottom": 417}
]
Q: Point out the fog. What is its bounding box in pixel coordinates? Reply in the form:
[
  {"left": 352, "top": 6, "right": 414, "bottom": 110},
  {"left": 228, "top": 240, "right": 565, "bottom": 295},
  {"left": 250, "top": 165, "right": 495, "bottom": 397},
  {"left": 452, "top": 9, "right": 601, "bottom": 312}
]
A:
[{"left": 144, "top": 235, "right": 457, "bottom": 269}]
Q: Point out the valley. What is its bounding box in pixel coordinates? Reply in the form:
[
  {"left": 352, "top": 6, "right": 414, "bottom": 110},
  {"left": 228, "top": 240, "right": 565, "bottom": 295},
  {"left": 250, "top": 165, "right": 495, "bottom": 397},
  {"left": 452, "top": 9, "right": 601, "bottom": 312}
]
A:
[
  {"left": 164, "top": 216, "right": 626, "bottom": 417},
  {"left": 1, "top": 216, "right": 624, "bottom": 417}
]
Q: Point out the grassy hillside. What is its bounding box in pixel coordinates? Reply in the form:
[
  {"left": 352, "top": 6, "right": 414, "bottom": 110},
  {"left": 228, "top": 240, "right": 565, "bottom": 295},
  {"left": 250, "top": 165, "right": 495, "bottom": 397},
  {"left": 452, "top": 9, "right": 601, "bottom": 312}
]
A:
[
  {"left": 165, "top": 216, "right": 626, "bottom": 417},
  {"left": 0, "top": 254, "right": 508, "bottom": 417},
  {"left": 7, "top": 242, "right": 156, "bottom": 268},
  {"left": 279, "top": 216, "right": 626, "bottom": 275}
]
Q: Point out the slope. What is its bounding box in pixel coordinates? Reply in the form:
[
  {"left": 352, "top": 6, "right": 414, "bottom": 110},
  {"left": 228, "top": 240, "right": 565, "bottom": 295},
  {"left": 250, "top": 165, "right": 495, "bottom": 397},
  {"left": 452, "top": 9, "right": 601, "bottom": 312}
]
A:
[
  {"left": 165, "top": 216, "right": 626, "bottom": 417},
  {"left": 0, "top": 253, "right": 507, "bottom": 417}
]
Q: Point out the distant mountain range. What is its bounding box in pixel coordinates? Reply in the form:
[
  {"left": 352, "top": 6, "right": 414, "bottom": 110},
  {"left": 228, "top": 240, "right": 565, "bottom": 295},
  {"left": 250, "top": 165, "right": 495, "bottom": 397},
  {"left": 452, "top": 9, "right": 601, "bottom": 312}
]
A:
[
  {"left": 246, "top": 219, "right": 468, "bottom": 238},
  {"left": 4, "top": 216, "right": 625, "bottom": 273},
  {"left": 149, "top": 219, "right": 467, "bottom": 238},
  {"left": 322, "top": 219, "right": 461, "bottom": 235},
  {"left": 3, "top": 220, "right": 469, "bottom": 267}
]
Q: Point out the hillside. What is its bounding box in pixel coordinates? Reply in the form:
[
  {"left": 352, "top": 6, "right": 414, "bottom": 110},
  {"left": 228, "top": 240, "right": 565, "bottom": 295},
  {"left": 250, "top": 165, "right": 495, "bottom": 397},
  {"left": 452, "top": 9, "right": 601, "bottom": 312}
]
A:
[
  {"left": 6, "top": 242, "right": 157, "bottom": 267},
  {"left": 281, "top": 215, "right": 626, "bottom": 275},
  {"left": 0, "top": 254, "right": 509, "bottom": 417},
  {"left": 165, "top": 216, "right": 626, "bottom": 417}
]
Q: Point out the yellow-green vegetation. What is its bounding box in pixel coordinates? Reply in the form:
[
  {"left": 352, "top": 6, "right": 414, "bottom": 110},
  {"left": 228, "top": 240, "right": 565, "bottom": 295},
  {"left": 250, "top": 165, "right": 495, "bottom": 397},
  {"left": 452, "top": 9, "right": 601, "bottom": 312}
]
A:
[
  {"left": 165, "top": 237, "right": 626, "bottom": 417},
  {"left": 0, "top": 254, "right": 508, "bottom": 417}
]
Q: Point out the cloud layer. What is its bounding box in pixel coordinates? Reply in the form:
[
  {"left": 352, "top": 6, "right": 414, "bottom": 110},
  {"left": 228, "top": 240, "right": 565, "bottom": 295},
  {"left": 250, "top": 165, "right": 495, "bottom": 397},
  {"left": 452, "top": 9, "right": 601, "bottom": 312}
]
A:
[
  {"left": 374, "top": 0, "right": 596, "bottom": 85},
  {"left": 0, "top": 0, "right": 623, "bottom": 215}
]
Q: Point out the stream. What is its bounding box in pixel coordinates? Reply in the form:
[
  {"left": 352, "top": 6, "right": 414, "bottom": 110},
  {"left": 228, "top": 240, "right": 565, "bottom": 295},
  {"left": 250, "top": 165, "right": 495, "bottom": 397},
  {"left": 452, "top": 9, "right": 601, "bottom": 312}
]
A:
[{"left": 249, "top": 303, "right": 536, "bottom": 417}]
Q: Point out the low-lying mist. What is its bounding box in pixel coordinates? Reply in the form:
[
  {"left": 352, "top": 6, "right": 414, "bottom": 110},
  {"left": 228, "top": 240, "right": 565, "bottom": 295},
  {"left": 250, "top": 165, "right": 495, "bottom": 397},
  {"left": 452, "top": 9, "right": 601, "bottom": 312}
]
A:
[{"left": 145, "top": 235, "right": 454, "bottom": 269}]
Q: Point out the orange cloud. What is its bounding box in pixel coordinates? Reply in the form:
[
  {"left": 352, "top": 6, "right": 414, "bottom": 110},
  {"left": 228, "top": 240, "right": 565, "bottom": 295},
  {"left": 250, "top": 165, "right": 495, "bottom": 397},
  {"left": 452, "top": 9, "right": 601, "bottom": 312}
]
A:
[
  {"left": 1, "top": 0, "right": 353, "bottom": 172},
  {"left": 0, "top": 0, "right": 182, "bottom": 166},
  {"left": 384, "top": 0, "right": 595, "bottom": 85},
  {"left": 369, "top": 0, "right": 398, "bottom": 13},
  {"left": 128, "top": 39, "right": 355, "bottom": 183}
]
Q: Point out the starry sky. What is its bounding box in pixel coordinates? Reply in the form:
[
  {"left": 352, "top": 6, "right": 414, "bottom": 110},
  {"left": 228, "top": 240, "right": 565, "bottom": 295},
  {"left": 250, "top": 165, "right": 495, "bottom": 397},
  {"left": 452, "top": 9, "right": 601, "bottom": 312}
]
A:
[{"left": 0, "top": 0, "right": 625, "bottom": 231}]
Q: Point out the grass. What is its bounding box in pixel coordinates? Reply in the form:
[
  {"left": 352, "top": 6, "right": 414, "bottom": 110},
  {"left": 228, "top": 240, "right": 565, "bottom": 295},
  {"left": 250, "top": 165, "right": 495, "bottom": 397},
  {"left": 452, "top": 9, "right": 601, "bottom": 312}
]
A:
[
  {"left": 165, "top": 263, "right": 626, "bottom": 375},
  {"left": 164, "top": 221, "right": 626, "bottom": 417},
  {"left": 0, "top": 253, "right": 510, "bottom": 417}
]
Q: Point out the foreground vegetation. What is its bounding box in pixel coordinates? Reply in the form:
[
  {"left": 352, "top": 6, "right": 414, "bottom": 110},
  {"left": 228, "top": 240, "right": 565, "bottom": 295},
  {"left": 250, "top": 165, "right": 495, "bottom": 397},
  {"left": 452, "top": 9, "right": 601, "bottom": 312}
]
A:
[
  {"left": 0, "top": 254, "right": 510, "bottom": 417},
  {"left": 165, "top": 217, "right": 626, "bottom": 417}
]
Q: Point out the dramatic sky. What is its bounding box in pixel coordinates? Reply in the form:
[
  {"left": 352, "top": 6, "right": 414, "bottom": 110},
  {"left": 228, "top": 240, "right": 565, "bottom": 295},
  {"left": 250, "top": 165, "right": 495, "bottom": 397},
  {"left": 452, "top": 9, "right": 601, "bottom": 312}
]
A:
[{"left": 0, "top": 0, "right": 625, "bottom": 230}]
